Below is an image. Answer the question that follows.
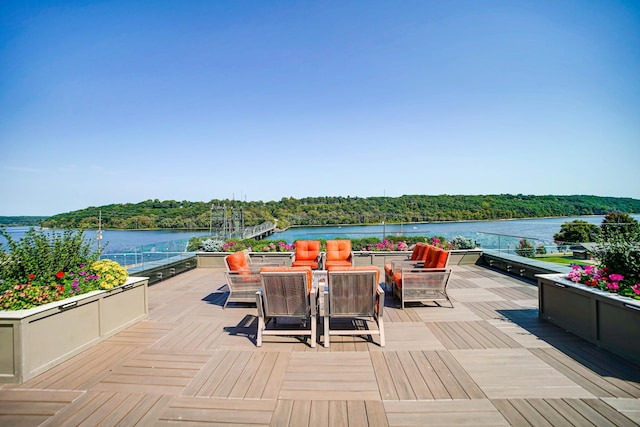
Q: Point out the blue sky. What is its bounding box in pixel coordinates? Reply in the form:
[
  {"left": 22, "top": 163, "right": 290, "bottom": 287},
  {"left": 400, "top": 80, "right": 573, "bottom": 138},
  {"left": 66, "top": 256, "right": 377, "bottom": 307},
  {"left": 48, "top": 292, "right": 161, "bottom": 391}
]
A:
[{"left": 1, "top": 0, "right": 639, "bottom": 216}]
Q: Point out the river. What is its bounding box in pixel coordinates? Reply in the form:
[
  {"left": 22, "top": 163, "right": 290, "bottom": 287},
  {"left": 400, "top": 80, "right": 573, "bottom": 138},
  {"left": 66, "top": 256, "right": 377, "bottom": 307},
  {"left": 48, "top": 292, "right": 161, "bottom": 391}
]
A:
[{"left": 2, "top": 215, "right": 638, "bottom": 254}]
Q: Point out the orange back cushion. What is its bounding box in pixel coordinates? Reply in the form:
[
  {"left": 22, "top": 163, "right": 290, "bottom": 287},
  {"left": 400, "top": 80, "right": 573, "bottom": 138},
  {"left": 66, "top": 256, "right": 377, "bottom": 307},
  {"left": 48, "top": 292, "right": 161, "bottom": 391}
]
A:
[
  {"left": 226, "top": 251, "right": 249, "bottom": 271},
  {"left": 326, "top": 240, "right": 352, "bottom": 261},
  {"left": 295, "top": 240, "right": 320, "bottom": 260},
  {"left": 436, "top": 250, "right": 449, "bottom": 268},
  {"left": 410, "top": 242, "right": 427, "bottom": 261},
  {"left": 423, "top": 246, "right": 442, "bottom": 268},
  {"left": 259, "top": 266, "right": 313, "bottom": 292}
]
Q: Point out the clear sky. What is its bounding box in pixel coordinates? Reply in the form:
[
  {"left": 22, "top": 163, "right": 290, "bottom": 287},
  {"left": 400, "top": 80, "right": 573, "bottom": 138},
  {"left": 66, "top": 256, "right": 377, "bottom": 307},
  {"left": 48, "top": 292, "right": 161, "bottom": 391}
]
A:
[{"left": 1, "top": 0, "right": 639, "bottom": 216}]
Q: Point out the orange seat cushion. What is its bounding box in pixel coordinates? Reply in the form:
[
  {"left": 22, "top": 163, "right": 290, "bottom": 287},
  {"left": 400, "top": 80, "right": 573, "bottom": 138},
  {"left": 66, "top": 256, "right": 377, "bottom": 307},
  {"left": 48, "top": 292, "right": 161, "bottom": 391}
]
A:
[
  {"left": 259, "top": 266, "right": 313, "bottom": 292},
  {"left": 292, "top": 259, "right": 319, "bottom": 269},
  {"left": 393, "top": 271, "right": 402, "bottom": 288},
  {"left": 325, "top": 260, "right": 352, "bottom": 268}
]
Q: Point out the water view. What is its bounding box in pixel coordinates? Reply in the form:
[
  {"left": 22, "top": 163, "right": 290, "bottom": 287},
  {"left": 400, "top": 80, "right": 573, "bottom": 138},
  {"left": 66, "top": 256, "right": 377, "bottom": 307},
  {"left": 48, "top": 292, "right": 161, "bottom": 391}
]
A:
[
  {"left": 268, "top": 216, "right": 619, "bottom": 244},
  {"left": 4, "top": 214, "right": 639, "bottom": 253},
  {"left": 2, "top": 214, "right": 639, "bottom": 269}
]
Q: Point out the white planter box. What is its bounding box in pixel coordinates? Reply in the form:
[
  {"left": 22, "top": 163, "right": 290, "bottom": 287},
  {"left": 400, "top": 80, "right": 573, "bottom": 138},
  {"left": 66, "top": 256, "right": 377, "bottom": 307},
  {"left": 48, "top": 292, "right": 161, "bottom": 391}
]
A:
[{"left": 0, "top": 276, "right": 148, "bottom": 384}]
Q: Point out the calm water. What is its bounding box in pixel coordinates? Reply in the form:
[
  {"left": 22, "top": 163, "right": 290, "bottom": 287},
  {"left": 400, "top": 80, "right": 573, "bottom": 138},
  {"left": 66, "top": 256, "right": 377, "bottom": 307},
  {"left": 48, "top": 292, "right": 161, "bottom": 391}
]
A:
[
  {"left": 0, "top": 228, "right": 211, "bottom": 254},
  {"left": 268, "top": 215, "right": 640, "bottom": 244},
  {"left": 1, "top": 215, "right": 638, "bottom": 253}
]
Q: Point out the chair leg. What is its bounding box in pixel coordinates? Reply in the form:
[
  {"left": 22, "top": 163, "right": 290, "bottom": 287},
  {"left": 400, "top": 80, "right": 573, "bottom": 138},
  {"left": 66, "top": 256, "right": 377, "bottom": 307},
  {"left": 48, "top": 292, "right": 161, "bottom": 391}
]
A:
[
  {"left": 324, "top": 315, "right": 330, "bottom": 348},
  {"left": 257, "top": 316, "right": 264, "bottom": 347},
  {"left": 378, "top": 317, "right": 385, "bottom": 347},
  {"left": 447, "top": 293, "right": 454, "bottom": 308},
  {"left": 310, "top": 315, "right": 317, "bottom": 348}
]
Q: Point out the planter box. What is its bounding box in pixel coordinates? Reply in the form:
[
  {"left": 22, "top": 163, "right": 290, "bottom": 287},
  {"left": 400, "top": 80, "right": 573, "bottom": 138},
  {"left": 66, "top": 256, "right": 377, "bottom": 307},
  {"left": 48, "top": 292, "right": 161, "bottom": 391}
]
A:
[
  {"left": 537, "top": 273, "right": 640, "bottom": 362},
  {"left": 353, "top": 249, "right": 483, "bottom": 268},
  {"left": 197, "top": 252, "right": 293, "bottom": 268},
  {"left": 0, "top": 276, "right": 148, "bottom": 384},
  {"left": 246, "top": 252, "right": 293, "bottom": 266}
]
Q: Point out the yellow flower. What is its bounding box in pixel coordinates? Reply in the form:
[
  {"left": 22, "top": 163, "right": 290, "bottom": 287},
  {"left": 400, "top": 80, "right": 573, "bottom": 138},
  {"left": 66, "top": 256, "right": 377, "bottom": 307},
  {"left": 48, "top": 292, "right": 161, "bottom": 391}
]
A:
[{"left": 91, "top": 259, "right": 128, "bottom": 290}]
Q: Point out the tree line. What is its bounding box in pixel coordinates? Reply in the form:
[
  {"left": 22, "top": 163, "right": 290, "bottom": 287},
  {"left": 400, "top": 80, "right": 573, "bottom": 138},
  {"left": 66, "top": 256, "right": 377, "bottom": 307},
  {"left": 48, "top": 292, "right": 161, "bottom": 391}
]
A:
[
  {"left": 36, "top": 194, "right": 640, "bottom": 230},
  {"left": 0, "top": 216, "right": 49, "bottom": 227}
]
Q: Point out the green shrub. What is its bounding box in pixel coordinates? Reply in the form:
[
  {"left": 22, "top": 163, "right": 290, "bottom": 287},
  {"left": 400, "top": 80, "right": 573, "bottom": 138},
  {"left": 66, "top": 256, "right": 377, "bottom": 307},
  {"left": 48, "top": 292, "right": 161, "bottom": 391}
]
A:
[
  {"left": 592, "top": 232, "right": 640, "bottom": 292},
  {"left": 0, "top": 227, "right": 101, "bottom": 291},
  {"left": 451, "top": 236, "right": 476, "bottom": 250},
  {"left": 601, "top": 212, "right": 640, "bottom": 242},
  {"left": 514, "top": 238, "right": 535, "bottom": 258}
]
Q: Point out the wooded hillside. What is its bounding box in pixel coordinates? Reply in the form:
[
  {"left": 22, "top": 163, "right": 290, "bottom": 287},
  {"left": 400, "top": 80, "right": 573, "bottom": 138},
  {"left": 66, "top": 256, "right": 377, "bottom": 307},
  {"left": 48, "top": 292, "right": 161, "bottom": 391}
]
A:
[{"left": 37, "top": 195, "right": 640, "bottom": 230}]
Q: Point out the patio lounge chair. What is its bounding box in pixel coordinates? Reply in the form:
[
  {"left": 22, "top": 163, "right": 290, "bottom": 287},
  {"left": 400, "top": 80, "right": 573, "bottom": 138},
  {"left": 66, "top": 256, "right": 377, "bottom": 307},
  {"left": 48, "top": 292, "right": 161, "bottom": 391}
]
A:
[
  {"left": 391, "top": 246, "right": 453, "bottom": 309},
  {"left": 256, "top": 266, "right": 317, "bottom": 347},
  {"left": 323, "top": 266, "right": 385, "bottom": 347},
  {"left": 291, "top": 240, "right": 322, "bottom": 269},
  {"left": 223, "top": 250, "right": 283, "bottom": 309},
  {"left": 224, "top": 249, "right": 284, "bottom": 273},
  {"left": 384, "top": 242, "right": 427, "bottom": 285},
  {"left": 385, "top": 244, "right": 449, "bottom": 287},
  {"left": 324, "top": 240, "right": 353, "bottom": 269}
]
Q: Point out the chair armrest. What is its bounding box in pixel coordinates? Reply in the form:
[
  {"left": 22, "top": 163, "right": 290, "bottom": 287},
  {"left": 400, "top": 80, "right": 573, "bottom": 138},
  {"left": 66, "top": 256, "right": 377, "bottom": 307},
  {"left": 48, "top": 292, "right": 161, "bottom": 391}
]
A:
[
  {"left": 225, "top": 271, "right": 262, "bottom": 286},
  {"left": 401, "top": 267, "right": 450, "bottom": 273},
  {"left": 376, "top": 285, "right": 385, "bottom": 317},
  {"left": 391, "top": 260, "right": 424, "bottom": 270},
  {"left": 225, "top": 269, "right": 262, "bottom": 276},
  {"left": 399, "top": 268, "right": 452, "bottom": 290},
  {"left": 309, "top": 286, "right": 317, "bottom": 315},
  {"left": 322, "top": 283, "right": 329, "bottom": 313}
]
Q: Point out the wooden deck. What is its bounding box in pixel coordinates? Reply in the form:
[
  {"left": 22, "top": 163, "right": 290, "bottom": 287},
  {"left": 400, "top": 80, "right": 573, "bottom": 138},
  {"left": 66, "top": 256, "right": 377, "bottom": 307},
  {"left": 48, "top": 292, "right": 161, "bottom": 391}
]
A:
[{"left": 2, "top": 264, "right": 640, "bottom": 426}]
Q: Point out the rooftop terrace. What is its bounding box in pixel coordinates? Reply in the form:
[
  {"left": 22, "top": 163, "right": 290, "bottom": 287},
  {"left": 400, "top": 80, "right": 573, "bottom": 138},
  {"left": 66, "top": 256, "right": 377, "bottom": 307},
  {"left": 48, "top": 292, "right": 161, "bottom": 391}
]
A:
[{"left": 1, "top": 264, "right": 639, "bottom": 426}]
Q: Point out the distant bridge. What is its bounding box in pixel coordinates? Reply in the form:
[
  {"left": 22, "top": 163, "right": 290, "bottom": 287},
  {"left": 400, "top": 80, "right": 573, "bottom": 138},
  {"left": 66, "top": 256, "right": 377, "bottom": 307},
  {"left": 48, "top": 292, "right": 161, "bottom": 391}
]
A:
[{"left": 210, "top": 221, "right": 276, "bottom": 241}]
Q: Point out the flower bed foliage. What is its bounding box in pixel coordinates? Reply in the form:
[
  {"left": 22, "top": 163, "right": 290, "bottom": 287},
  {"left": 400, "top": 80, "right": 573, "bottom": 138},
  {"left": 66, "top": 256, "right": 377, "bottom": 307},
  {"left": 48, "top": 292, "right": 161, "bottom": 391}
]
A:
[
  {"left": 0, "top": 228, "right": 128, "bottom": 310},
  {"left": 567, "top": 264, "right": 640, "bottom": 299},
  {"left": 564, "top": 213, "right": 640, "bottom": 300},
  {"left": 188, "top": 235, "right": 478, "bottom": 252}
]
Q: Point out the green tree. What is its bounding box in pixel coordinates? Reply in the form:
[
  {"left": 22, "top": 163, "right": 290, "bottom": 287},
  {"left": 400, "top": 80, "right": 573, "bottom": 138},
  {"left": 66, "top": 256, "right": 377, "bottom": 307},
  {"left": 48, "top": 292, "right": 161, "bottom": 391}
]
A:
[
  {"left": 553, "top": 220, "right": 601, "bottom": 244},
  {"left": 601, "top": 212, "right": 640, "bottom": 241}
]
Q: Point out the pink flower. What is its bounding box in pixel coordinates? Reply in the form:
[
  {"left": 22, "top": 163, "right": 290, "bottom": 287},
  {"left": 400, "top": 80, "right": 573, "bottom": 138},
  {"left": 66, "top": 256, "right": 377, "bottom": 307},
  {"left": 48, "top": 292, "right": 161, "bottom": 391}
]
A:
[
  {"left": 609, "top": 273, "right": 624, "bottom": 282},
  {"left": 633, "top": 284, "right": 640, "bottom": 295},
  {"left": 607, "top": 282, "right": 620, "bottom": 291}
]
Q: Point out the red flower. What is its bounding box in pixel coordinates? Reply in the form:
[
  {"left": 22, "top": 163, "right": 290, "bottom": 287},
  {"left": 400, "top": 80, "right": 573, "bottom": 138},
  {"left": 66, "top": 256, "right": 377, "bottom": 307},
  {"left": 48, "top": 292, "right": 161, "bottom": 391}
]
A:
[
  {"left": 29, "top": 273, "right": 35, "bottom": 280},
  {"left": 55, "top": 271, "right": 65, "bottom": 279}
]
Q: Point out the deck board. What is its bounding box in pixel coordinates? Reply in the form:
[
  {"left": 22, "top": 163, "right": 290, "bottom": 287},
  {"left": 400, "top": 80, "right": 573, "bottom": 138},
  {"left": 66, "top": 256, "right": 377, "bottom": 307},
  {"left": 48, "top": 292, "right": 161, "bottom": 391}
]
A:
[{"left": 1, "top": 264, "right": 639, "bottom": 426}]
